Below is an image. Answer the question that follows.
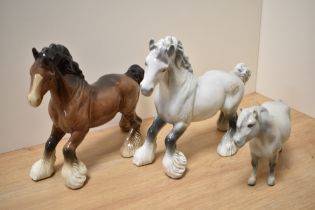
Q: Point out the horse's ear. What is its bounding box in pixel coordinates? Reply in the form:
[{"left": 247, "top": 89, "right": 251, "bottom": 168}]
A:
[
  {"left": 32, "top": 48, "right": 39, "bottom": 59},
  {"left": 253, "top": 110, "right": 259, "bottom": 120},
  {"left": 167, "top": 45, "right": 175, "bottom": 57},
  {"left": 149, "top": 39, "right": 155, "bottom": 51}
]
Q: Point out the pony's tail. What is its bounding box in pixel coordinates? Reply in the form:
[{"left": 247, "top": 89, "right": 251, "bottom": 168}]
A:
[
  {"left": 125, "top": 64, "right": 144, "bottom": 85},
  {"left": 233, "top": 63, "right": 251, "bottom": 84}
]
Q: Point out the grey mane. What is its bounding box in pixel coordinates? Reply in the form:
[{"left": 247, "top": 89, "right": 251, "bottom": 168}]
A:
[{"left": 157, "top": 37, "right": 193, "bottom": 73}]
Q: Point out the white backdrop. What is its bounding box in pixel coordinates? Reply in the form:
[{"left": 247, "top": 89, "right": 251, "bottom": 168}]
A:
[
  {"left": 257, "top": 0, "right": 315, "bottom": 118},
  {"left": 0, "top": 0, "right": 261, "bottom": 152}
]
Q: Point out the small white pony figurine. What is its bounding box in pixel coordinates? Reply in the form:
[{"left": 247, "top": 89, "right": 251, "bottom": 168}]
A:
[
  {"left": 133, "top": 36, "right": 251, "bottom": 178},
  {"left": 233, "top": 101, "right": 291, "bottom": 186}
]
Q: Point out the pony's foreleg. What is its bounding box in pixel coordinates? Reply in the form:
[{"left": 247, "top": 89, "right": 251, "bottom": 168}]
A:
[
  {"left": 30, "top": 125, "right": 65, "bottom": 181},
  {"left": 248, "top": 153, "right": 259, "bottom": 186},
  {"left": 120, "top": 113, "right": 143, "bottom": 157},
  {"left": 162, "top": 122, "right": 188, "bottom": 179},
  {"left": 61, "top": 130, "right": 88, "bottom": 189},
  {"left": 133, "top": 116, "right": 166, "bottom": 166},
  {"left": 217, "top": 112, "right": 239, "bottom": 157}
]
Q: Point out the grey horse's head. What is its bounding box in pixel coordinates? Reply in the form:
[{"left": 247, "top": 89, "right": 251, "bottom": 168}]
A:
[{"left": 140, "top": 36, "right": 193, "bottom": 96}]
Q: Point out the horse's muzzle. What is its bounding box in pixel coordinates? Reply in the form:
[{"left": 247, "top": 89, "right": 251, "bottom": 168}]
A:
[
  {"left": 140, "top": 84, "right": 153, "bottom": 96},
  {"left": 27, "top": 94, "right": 42, "bottom": 107}
]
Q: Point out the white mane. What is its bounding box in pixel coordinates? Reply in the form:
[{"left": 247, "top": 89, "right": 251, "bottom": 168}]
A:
[{"left": 155, "top": 36, "right": 193, "bottom": 72}]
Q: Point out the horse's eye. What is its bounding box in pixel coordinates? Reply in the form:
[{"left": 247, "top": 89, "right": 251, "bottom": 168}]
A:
[
  {"left": 161, "top": 69, "right": 167, "bottom": 73},
  {"left": 247, "top": 123, "right": 255, "bottom": 128},
  {"left": 145, "top": 62, "right": 148, "bottom": 66}
]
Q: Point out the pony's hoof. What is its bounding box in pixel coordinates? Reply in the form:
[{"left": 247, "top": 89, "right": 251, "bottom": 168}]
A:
[
  {"left": 247, "top": 175, "right": 257, "bottom": 186},
  {"left": 133, "top": 141, "right": 156, "bottom": 166},
  {"left": 163, "top": 150, "right": 187, "bottom": 179},
  {"left": 217, "top": 131, "right": 238, "bottom": 157},
  {"left": 120, "top": 128, "right": 143, "bottom": 158},
  {"left": 62, "top": 161, "right": 87, "bottom": 189},
  {"left": 30, "top": 155, "right": 56, "bottom": 181},
  {"left": 267, "top": 176, "right": 275, "bottom": 186}
]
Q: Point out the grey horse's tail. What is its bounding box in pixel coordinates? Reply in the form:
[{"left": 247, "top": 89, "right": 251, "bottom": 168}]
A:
[
  {"left": 125, "top": 64, "right": 145, "bottom": 85},
  {"left": 233, "top": 63, "right": 251, "bottom": 84}
]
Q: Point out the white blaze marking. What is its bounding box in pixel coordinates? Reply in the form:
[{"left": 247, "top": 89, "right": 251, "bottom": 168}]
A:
[{"left": 28, "top": 74, "right": 43, "bottom": 107}]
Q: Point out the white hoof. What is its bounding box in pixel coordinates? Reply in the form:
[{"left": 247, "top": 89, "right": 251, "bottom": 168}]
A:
[
  {"left": 217, "top": 130, "right": 238, "bottom": 157},
  {"left": 30, "top": 154, "right": 56, "bottom": 181},
  {"left": 247, "top": 175, "right": 257, "bottom": 186},
  {"left": 133, "top": 141, "right": 156, "bottom": 166},
  {"left": 62, "top": 161, "right": 87, "bottom": 189},
  {"left": 120, "top": 128, "right": 143, "bottom": 158},
  {"left": 163, "top": 150, "right": 187, "bottom": 179},
  {"left": 267, "top": 175, "right": 275, "bottom": 186}
]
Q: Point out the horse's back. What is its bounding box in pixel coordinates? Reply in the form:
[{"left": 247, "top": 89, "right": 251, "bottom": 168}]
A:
[
  {"left": 192, "top": 70, "right": 244, "bottom": 121},
  {"left": 92, "top": 74, "right": 138, "bottom": 92},
  {"left": 263, "top": 101, "right": 291, "bottom": 143},
  {"left": 91, "top": 74, "right": 139, "bottom": 111}
]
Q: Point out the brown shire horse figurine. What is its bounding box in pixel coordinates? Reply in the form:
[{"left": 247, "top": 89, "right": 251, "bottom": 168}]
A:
[{"left": 28, "top": 44, "right": 144, "bottom": 189}]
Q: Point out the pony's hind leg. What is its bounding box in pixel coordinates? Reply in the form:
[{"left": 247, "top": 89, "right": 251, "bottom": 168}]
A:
[
  {"left": 30, "top": 125, "right": 65, "bottom": 181},
  {"left": 120, "top": 112, "right": 143, "bottom": 157},
  {"left": 61, "top": 130, "right": 88, "bottom": 189},
  {"left": 162, "top": 122, "right": 188, "bottom": 179},
  {"left": 267, "top": 153, "right": 279, "bottom": 186},
  {"left": 216, "top": 111, "right": 229, "bottom": 131},
  {"left": 133, "top": 116, "right": 166, "bottom": 166}
]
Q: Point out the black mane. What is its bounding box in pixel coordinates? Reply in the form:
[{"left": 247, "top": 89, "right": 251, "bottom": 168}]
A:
[{"left": 39, "top": 44, "right": 84, "bottom": 79}]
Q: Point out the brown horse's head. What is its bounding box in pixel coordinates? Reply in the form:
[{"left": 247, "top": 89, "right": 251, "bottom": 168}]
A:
[
  {"left": 28, "top": 44, "right": 84, "bottom": 107},
  {"left": 28, "top": 47, "right": 57, "bottom": 107}
]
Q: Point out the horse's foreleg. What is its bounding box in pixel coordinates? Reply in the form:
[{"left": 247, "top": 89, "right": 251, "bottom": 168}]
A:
[
  {"left": 133, "top": 116, "right": 166, "bottom": 166},
  {"left": 162, "top": 122, "right": 188, "bottom": 179},
  {"left": 61, "top": 130, "right": 88, "bottom": 189},
  {"left": 120, "top": 112, "right": 143, "bottom": 157},
  {"left": 30, "top": 125, "right": 65, "bottom": 181},
  {"left": 217, "top": 112, "right": 239, "bottom": 157}
]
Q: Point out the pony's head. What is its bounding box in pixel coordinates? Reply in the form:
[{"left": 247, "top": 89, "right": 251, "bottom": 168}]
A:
[
  {"left": 233, "top": 106, "right": 268, "bottom": 148},
  {"left": 140, "top": 36, "right": 192, "bottom": 96},
  {"left": 28, "top": 44, "right": 84, "bottom": 107}
]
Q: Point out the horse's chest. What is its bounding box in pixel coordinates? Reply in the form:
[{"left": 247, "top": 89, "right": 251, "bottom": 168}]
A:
[
  {"left": 155, "top": 93, "right": 194, "bottom": 123},
  {"left": 49, "top": 103, "right": 89, "bottom": 133}
]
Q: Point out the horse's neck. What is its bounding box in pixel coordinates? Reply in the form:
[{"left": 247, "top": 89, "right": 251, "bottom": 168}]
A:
[
  {"left": 160, "top": 65, "right": 196, "bottom": 95},
  {"left": 50, "top": 73, "right": 88, "bottom": 107}
]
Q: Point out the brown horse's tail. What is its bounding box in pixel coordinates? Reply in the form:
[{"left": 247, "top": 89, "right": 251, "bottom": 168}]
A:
[{"left": 125, "top": 64, "right": 144, "bottom": 85}]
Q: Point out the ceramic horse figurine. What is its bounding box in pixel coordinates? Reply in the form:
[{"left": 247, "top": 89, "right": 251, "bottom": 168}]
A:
[
  {"left": 233, "top": 101, "right": 291, "bottom": 186},
  {"left": 28, "top": 44, "right": 144, "bottom": 189},
  {"left": 133, "top": 36, "right": 251, "bottom": 178}
]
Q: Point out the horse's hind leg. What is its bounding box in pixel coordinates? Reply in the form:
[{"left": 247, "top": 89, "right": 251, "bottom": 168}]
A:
[
  {"left": 119, "top": 114, "right": 131, "bottom": 132},
  {"left": 133, "top": 116, "right": 166, "bottom": 166},
  {"left": 120, "top": 112, "right": 143, "bottom": 158},
  {"left": 216, "top": 111, "right": 229, "bottom": 131},
  {"left": 62, "top": 130, "right": 88, "bottom": 189},
  {"left": 217, "top": 94, "right": 241, "bottom": 157},
  {"left": 30, "top": 125, "right": 65, "bottom": 181}
]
